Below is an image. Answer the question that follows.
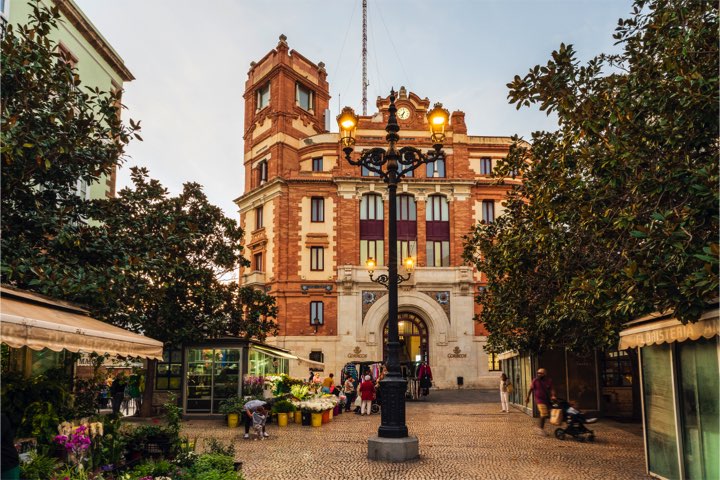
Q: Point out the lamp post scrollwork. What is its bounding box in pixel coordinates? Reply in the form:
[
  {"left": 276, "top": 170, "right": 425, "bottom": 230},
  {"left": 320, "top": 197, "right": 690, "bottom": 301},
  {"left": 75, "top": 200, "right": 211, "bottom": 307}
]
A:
[{"left": 337, "top": 89, "right": 448, "bottom": 441}]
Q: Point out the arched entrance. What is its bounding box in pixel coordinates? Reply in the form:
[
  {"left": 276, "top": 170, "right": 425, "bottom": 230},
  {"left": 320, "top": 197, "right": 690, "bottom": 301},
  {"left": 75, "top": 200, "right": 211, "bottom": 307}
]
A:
[{"left": 382, "top": 312, "right": 429, "bottom": 368}]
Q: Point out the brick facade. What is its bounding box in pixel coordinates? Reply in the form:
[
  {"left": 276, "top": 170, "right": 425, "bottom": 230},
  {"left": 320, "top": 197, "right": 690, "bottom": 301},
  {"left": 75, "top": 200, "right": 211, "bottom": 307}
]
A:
[{"left": 235, "top": 36, "right": 519, "bottom": 388}]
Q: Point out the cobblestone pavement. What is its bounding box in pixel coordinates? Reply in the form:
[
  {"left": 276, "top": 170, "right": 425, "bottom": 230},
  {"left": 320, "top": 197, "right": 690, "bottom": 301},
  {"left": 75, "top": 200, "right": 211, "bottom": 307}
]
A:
[{"left": 181, "top": 389, "right": 649, "bottom": 480}]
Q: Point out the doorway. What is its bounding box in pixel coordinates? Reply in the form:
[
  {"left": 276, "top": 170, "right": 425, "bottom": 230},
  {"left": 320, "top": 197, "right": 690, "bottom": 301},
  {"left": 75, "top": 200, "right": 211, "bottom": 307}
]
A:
[{"left": 382, "top": 312, "right": 429, "bottom": 368}]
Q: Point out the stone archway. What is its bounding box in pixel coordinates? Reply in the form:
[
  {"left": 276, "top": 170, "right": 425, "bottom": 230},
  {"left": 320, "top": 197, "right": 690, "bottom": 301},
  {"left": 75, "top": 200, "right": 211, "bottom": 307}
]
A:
[
  {"left": 382, "top": 312, "right": 429, "bottom": 364},
  {"left": 362, "top": 290, "right": 450, "bottom": 366}
]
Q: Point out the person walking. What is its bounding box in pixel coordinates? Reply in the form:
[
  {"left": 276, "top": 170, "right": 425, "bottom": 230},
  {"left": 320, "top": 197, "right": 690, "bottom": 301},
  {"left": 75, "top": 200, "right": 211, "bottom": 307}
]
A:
[
  {"left": 343, "top": 375, "right": 356, "bottom": 412},
  {"left": 110, "top": 374, "right": 127, "bottom": 415},
  {"left": 500, "top": 373, "right": 510, "bottom": 413},
  {"left": 525, "top": 368, "right": 556, "bottom": 435},
  {"left": 358, "top": 375, "right": 375, "bottom": 415},
  {"left": 243, "top": 399, "right": 269, "bottom": 439}
]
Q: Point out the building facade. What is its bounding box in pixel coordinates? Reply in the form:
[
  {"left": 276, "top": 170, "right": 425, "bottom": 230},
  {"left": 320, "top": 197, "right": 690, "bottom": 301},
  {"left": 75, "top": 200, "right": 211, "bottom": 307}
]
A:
[
  {"left": 6, "top": 0, "right": 134, "bottom": 199},
  {"left": 235, "top": 36, "right": 519, "bottom": 388}
]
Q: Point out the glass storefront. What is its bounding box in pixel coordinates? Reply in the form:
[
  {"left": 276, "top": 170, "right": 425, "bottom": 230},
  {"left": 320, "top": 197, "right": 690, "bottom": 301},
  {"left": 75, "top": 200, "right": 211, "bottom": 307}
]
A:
[
  {"left": 640, "top": 337, "right": 719, "bottom": 480},
  {"left": 678, "top": 338, "right": 719, "bottom": 479},
  {"left": 642, "top": 343, "right": 680, "bottom": 479},
  {"left": 243, "top": 347, "right": 289, "bottom": 397},
  {"left": 186, "top": 348, "right": 241, "bottom": 414}
]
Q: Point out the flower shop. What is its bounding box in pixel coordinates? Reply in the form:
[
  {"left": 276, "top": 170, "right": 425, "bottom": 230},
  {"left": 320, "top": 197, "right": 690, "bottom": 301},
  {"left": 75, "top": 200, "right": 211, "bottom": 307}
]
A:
[{"left": 152, "top": 339, "right": 324, "bottom": 416}]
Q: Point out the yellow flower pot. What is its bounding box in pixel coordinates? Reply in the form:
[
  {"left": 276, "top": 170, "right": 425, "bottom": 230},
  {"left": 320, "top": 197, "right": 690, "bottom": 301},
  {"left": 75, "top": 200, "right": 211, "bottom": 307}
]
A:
[
  {"left": 227, "top": 413, "right": 239, "bottom": 428},
  {"left": 294, "top": 411, "right": 302, "bottom": 424},
  {"left": 311, "top": 412, "right": 323, "bottom": 427},
  {"left": 277, "top": 412, "right": 288, "bottom": 427}
]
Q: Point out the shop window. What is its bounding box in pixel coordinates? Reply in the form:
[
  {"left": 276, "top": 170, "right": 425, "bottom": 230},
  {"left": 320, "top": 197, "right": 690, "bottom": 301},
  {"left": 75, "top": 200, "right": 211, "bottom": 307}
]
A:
[
  {"left": 601, "top": 350, "right": 632, "bottom": 387},
  {"left": 309, "top": 351, "right": 324, "bottom": 363},
  {"left": 311, "top": 197, "right": 324, "bottom": 222},
  {"left": 312, "top": 157, "right": 323, "bottom": 172},
  {"left": 255, "top": 205, "right": 263, "bottom": 230},
  {"left": 155, "top": 347, "right": 182, "bottom": 391},
  {"left": 642, "top": 344, "right": 680, "bottom": 479},
  {"left": 488, "top": 353, "right": 501, "bottom": 372},
  {"left": 678, "top": 338, "right": 719, "bottom": 479},
  {"left": 426, "top": 158, "right": 446, "bottom": 178},
  {"left": 256, "top": 82, "right": 270, "bottom": 110},
  {"left": 480, "top": 157, "right": 492, "bottom": 175},
  {"left": 296, "top": 82, "right": 313, "bottom": 111},
  {"left": 310, "top": 247, "right": 324, "bottom": 271},
  {"left": 310, "top": 301, "right": 324, "bottom": 325}
]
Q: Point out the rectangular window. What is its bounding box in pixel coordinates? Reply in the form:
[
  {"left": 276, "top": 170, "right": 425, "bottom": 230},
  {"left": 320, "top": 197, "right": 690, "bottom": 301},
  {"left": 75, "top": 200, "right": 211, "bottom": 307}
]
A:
[
  {"left": 480, "top": 157, "right": 492, "bottom": 175},
  {"left": 361, "top": 165, "right": 379, "bottom": 177},
  {"left": 253, "top": 252, "right": 263, "bottom": 272},
  {"left": 296, "top": 83, "right": 313, "bottom": 111},
  {"left": 482, "top": 200, "right": 495, "bottom": 223},
  {"left": 309, "top": 351, "right": 324, "bottom": 363},
  {"left": 426, "top": 159, "right": 446, "bottom": 178},
  {"left": 255, "top": 206, "right": 263, "bottom": 230},
  {"left": 312, "top": 157, "right": 323, "bottom": 172},
  {"left": 397, "top": 240, "right": 416, "bottom": 265},
  {"left": 310, "top": 246, "right": 324, "bottom": 271},
  {"left": 426, "top": 241, "right": 450, "bottom": 267},
  {"left": 155, "top": 348, "right": 182, "bottom": 391},
  {"left": 360, "top": 239, "right": 384, "bottom": 266},
  {"left": 256, "top": 82, "right": 270, "bottom": 110},
  {"left": 310, "top": 301, "right": 324, "bottom": 325},
  {"left": 311, "top": 197, "right": 324, "bottom": 222},
  {"left": 488, "top": 353, "right": 501, "bottom": 372}
]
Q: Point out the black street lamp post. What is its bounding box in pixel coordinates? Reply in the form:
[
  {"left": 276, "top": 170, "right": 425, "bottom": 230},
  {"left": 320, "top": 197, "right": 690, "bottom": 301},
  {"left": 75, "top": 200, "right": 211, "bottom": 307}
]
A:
[{"left": 338, "top": 89, "right": 448, "bottom": 458}]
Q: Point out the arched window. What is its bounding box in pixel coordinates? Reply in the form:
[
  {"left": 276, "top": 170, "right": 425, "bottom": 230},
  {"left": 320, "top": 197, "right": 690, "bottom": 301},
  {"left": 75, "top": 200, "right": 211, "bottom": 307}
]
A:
[
  {"left": 360, "top": 194, "right": 384, "bottom": 265},
  {"left": 396, "top": 194, "right": 417, "bottom": 264},
  {"left": 425, "top": 195, "right": 450, "bottom": 266}
]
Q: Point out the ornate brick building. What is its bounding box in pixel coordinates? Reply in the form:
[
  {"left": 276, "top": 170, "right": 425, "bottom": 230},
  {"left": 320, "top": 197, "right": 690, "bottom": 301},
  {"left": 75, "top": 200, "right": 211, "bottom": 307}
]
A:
[{"left": 235, "top": 36, "right": 518, "bottom": 388}]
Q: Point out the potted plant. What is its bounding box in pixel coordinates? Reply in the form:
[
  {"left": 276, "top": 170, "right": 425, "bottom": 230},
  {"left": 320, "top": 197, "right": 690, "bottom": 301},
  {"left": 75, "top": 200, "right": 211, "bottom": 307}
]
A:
[
  {"left": 218, "top": 396, "right": 244, "bottom": 428},
  {"left": 271, "top": 399, "right": 296, "bottom": 427}
]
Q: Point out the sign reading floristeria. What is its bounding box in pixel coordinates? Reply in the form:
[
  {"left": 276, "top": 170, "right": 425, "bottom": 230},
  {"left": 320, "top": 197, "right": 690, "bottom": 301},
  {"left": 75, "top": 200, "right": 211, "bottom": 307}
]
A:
[
  {"left": 347, "top": 346, "right": 368, "bottom": 358},
  {"left": 447, "top": 346, "right": 467, "bottom": 359}
]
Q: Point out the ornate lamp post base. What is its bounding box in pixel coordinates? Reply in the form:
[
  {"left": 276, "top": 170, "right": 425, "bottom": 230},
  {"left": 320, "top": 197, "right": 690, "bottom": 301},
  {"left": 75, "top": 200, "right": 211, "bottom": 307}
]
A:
[{"left": 368, "top": 436, "right": 419, "bottom": 462}]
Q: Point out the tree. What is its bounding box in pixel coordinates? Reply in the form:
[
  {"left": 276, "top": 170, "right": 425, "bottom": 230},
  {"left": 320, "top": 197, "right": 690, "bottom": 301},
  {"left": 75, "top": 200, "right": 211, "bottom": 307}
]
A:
[
  {"left": 90, "top": 167, "right": 278, "bottom": 346},
  {"left": 463, "top": 0, "right": 718, "bottom": 353},
  {"left": 1, "top": 3, "right": 140, "bottom": 300}
]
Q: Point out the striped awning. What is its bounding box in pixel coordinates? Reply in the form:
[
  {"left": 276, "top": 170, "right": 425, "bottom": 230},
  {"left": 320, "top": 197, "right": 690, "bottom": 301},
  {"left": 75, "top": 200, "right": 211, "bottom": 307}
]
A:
[
  {"left": 619, "top": 307, "right": 719, "bottom": 350},
  {"left": 1, "top": 286, "right": 163, "bottom": 360}
]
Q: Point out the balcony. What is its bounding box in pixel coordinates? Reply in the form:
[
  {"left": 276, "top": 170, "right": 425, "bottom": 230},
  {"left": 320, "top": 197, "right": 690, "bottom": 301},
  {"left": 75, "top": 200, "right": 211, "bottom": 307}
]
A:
[{"left": 242, "top": 270, "right": 266, "bottom": 287}]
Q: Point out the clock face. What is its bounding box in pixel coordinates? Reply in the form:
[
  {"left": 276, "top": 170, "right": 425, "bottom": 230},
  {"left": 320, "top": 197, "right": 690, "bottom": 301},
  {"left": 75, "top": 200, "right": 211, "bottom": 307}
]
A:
[{"left": 397, "top": 107, "right": 411, "bottom": 120}]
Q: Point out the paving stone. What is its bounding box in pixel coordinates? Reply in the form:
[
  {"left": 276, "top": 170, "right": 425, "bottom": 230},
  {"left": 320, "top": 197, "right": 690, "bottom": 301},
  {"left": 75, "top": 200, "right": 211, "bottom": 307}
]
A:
[{"left": 181, "top": 389, "right": 649, "bottom": 480}]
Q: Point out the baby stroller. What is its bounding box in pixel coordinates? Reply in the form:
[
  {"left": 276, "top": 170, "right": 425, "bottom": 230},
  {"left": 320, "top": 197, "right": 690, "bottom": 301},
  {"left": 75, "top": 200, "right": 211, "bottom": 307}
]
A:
[{"left": 551, "top": 399, "right": 596, "bottom": 442}]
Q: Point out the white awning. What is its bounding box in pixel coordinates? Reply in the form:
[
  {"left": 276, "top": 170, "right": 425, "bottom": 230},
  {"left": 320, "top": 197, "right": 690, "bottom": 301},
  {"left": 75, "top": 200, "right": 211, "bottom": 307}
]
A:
[
  {"left": 498, "top": 350, "right": 519, "bottom": 361},
  {"left": 619, "top": 307, "right": 719, "bottom": 350},
  {"left": 1, "top": 286, "right": 164, "bottom": 360},
  {"left": 251, "top": 344, "right": 325, "bottom": 369}
]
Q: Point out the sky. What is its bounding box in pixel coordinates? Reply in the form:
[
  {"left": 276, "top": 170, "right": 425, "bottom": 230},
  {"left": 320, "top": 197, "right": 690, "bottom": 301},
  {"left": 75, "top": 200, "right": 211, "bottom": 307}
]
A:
[{"left": 74, "top": 0, "right": 633, "bottom": 217}]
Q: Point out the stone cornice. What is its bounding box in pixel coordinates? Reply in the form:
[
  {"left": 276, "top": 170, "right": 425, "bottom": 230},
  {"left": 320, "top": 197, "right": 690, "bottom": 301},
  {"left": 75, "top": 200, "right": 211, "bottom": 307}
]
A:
[{"left": 53, "top": 0, "right": 134, "bottom": 81}]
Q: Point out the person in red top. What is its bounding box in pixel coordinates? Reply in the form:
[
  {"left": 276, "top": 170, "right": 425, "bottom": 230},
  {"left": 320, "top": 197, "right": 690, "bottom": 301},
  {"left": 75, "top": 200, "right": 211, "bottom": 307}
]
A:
[
  {"left": 525, "top": 368, "right": 557, "bottom": 436},
  {"left": 358, "top": 375, "right": 375, "bottom": 415}
]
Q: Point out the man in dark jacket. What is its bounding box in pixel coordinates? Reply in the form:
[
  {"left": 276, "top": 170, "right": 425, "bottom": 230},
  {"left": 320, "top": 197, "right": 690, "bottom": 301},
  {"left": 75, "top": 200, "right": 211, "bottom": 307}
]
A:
[
  {"left": 110, "top": 374, "right": 127, "bottom": 415},
  {"left": 1, "top": 413, "right": 20, "bottom": 480}
]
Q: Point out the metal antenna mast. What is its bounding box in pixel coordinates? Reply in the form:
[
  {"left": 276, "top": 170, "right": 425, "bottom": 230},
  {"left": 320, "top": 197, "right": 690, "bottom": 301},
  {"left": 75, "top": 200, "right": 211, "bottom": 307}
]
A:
[{"left": 362, "top": 0, "right": 368, "bottom": 115}]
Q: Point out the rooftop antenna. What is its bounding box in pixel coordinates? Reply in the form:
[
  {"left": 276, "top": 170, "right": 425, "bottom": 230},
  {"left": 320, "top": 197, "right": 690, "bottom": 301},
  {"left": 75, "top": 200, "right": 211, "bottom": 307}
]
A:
[{"left": 362, "top": 0, "right": 368, "bottom": 115}]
